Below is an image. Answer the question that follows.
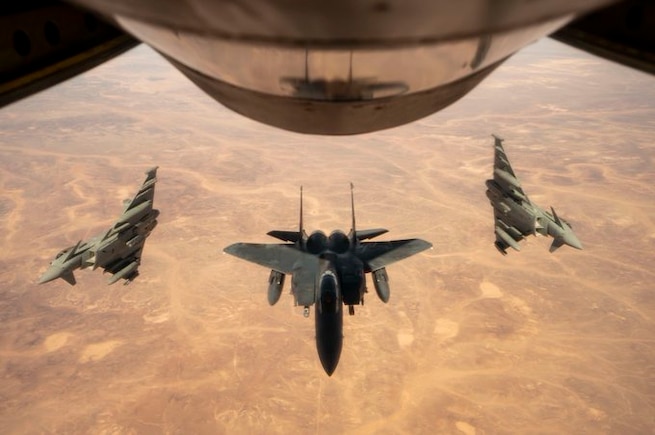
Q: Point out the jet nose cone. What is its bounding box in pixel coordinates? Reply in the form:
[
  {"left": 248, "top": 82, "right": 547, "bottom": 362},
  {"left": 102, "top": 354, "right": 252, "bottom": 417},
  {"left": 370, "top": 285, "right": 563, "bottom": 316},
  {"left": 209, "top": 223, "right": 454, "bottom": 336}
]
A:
[
  {"left": 38, "top": 267, "right": 60, "bottom": 284},
  {"left": 316, "top": 334, "right": 343, "bottom": 376},
  {"left": 318, "top": 350, "right": 340, "bottom": 376},
  {"left": 564, "top": 232, "right": 583, "bottom": 250}
]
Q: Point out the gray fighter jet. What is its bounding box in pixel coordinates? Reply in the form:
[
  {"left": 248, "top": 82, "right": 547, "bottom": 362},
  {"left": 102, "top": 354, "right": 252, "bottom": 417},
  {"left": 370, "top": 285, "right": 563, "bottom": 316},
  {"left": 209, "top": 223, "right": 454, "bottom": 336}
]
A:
[
  {"left": 486, "top": 135, "right": 582, "bottom": 255},
  {"left": 39, "top": 167, "right": 159, "bottom": 286},
  {"left": 224, "top": 185, "right": 432, "bottom": 376}
]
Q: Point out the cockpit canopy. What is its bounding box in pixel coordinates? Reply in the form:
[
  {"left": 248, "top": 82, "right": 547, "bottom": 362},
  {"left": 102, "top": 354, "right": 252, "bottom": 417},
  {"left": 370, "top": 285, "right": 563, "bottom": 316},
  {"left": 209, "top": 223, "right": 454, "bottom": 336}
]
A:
[
  {"left": 318, "top": 272, "right": 340, "bottom": 314},
  {"left": 55, "top": 247, "right": 73, "bottom": 259}
]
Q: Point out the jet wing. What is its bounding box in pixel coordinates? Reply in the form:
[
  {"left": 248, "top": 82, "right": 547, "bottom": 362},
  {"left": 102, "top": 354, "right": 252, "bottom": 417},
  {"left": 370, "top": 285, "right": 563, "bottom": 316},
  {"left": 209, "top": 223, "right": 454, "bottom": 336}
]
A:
[
  {"left": 357, "top": 239, "right": 432, "bottom": 272},
  {"left": 100, "top": 167, "right": 158, "bottom": 242},
  {"left": 123, "top": 167, "right": 158, "bottom": 213},
  {"left": 224, "top": 243, "right": 321, "bottom": 274},
  {"left": 492, "top": 135, "right": 528, "bottom": 201}
]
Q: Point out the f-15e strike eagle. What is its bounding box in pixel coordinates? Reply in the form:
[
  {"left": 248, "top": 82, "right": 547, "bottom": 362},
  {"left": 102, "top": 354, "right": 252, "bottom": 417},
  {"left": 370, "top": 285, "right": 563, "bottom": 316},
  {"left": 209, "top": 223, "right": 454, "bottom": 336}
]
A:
[
  {"left": 38, "top": 167, "right": 159, "bottom": 286},
  {"left": 224, "top": 185, "right": 432, "bottom": 375},
  {"left": 486, "top": 135, "right": 582, "bottom": 255}
]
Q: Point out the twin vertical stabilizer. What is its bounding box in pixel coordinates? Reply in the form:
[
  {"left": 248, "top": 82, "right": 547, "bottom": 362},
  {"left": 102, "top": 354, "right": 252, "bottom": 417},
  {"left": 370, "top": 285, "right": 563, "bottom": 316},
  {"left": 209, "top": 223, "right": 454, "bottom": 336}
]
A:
[
  {"left": 266, "top": 186, "right": 306, "bottom": 245},
  {"left": 349, "top": 182, "right": 357, "bottom": 247},
  {"left": 268, "top": 184, "right": 388, "bottom": 244}
]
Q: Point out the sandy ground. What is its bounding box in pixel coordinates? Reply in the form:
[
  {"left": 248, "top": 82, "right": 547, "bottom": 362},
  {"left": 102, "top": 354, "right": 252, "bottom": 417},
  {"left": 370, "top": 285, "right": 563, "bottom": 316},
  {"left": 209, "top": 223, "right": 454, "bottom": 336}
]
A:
[{"left": 0, "top": 39, "right": 654, "bottom": 433}]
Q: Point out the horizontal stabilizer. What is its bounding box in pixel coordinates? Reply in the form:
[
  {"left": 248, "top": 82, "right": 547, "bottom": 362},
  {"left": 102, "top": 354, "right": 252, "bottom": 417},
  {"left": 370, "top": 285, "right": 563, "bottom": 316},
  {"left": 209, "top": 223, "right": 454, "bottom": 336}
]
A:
[
  {"left": 267, "top": 230, "right": 301, "bottom": 243},
  {"left": 360, "top": 239, "right": 432, "bottom": 271},
  {"left": 356, "top": 228, "right": 389, "bottom": 241}
]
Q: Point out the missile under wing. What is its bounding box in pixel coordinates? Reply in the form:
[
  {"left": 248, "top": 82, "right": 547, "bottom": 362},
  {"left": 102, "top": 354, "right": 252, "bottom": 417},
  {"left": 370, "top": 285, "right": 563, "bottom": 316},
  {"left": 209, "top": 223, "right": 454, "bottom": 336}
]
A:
[
  {"left": 39, "top": 167, "right": 159, "bottom": 286},
  {"left": 485, "top": 136, "right": 582, "bottom": 255}
]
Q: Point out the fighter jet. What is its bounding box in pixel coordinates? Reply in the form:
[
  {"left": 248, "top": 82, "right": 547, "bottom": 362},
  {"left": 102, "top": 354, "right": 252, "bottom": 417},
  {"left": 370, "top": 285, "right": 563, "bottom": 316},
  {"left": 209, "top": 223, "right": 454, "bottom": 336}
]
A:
[
  {"left": 224, "top": 185, "right": 432, "bottom": 375},
  {"left": 486, "top": 135, "right": 582, "bottom": 255},
  {"left": 39, "top": 167, "right": 159, "bottom": 286}
]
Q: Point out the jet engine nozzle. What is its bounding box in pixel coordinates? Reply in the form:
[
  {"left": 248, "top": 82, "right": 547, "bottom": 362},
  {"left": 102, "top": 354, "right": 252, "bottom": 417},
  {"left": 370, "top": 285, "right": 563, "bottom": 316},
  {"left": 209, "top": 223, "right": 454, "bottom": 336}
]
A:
[
  {"left": 307, "top": 231, "right": 328, "bottom": 255},
  {"left": 328, "top": 231, "right": 350, "bottom": 254}
]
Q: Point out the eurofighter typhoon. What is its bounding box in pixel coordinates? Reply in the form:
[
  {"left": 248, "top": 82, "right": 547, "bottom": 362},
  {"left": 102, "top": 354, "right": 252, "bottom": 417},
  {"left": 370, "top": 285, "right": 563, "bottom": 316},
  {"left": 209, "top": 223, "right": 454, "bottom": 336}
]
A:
[
  {"left": 486, "top": 135, "right": 582, "bottom": 255},
  {"left": 224, "top": 185, "right": 432, "bottom": 375},
  {"left": 39, "top": 167, "right": 159, "bottom": 285}
]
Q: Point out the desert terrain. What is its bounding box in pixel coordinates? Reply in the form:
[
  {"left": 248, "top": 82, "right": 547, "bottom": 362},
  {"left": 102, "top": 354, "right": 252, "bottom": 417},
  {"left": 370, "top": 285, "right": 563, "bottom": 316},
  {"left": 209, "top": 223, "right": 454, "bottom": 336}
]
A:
[{"left": 0, "top": 39, "right": 654, "bottom": 434}]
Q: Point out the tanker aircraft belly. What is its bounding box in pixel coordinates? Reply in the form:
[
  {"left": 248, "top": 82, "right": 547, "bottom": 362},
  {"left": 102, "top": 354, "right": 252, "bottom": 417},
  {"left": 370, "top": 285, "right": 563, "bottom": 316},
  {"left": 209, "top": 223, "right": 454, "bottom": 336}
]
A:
[
  {"left": 224, "top": 185, "right": 431, "bottom": 376},
  {"left": 38, "top": 167, "right": 159, "bottom": 286},
  {"left": 486, "top": 135, "right": 582, "bottom": 255}
]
